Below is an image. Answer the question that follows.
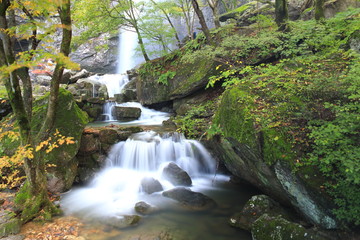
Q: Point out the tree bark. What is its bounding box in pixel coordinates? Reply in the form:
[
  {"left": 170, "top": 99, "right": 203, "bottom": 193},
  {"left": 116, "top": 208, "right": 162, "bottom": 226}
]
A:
[
  {"left": 275, "top": 0, "right": 289, "bottom": 32},
  {"left": 191, "top": 0, "right": 213, "bottom": 44},
  {"left": 314, "top": 0, "right": 325, "bottom": 22}
]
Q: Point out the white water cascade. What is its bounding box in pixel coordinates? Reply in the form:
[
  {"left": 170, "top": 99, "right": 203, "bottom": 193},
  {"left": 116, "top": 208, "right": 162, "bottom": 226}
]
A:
[{"left": 61, "top": 131, "right": 216, "bottom": 218}]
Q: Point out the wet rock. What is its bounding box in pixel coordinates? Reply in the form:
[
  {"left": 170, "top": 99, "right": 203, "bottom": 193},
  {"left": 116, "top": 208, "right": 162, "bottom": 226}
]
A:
[
  {"left": 112, "top": 106, "right": 141, "bottom": 121},
  {"left": 134, "top": 201, "right": 157, "bottom": 215},
  {"left": 140, "top": 177, "right": 163, "bottom": 194},
  {"left": 99, "top": 129, "right": 118, "bottom": 145},
  {"left": 162, "top": 187, "right": 216, "bottom": 210},
  {"left": 229, "top": 195, "right": 294, "bottom": 231},
  {"left": 103, "top": 215, "right": 141, "bottom": 229},
  {"left": 251, "top": 214, "right": 327, "bottom": 240},
  {"left": 162, "top": 162, "right": 192, "bottom": 186},
  {"left": 349, "top": 30, "right": 360, "bottom": 53},
  {"left": 0, "top": 211, "right": 21, "bottom": 238}
]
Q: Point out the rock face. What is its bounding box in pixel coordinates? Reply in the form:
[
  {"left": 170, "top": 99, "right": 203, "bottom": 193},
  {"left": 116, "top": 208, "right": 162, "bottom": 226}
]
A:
[
  {"left": 208, "top": 87, "right": 337, "bottom": 229},
  {"left": 162, "top": 162, "right": 192, "bottom": 186},
  {"left": 70, "top": 33, "right": 118, "bottom": 74},
  {"left": 162, "top": 187, "right": 216, "bottom": 210},
  {"left": 140, "top": 177, "right": 163, "bottom": 194},
  {"left": 112, "top": 106, "right": 141, "bottom": 121},
  {"left": 136, "top": 57, "right": 221, "bottom": 106},
  {"left": 31, "top": 88, "right": 89, "bottom": 193}
]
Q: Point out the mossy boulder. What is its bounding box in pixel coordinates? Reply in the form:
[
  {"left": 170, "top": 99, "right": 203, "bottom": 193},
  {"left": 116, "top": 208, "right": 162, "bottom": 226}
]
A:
[
  {"left": 251, "top": 214, "right": 326, "bottom": 240},
  {"left": 209, "top": 86, "right": 337, "bottom": 229},
  {"left": 0, "top": 211, "right": 21, "bottom": 238},
  {"left": 229, "top": 195, "right": 294, "bottom": 231},
  {"left": 31, "top": 88, "right": 89, "bottom": 193},
  {"left": 136, "top": 57, "right": 220, "bottom": 106}
]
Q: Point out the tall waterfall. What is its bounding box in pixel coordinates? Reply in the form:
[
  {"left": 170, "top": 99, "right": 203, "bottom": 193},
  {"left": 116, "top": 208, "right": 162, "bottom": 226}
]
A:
[
  {"left": 61, "top": 131, "right": 216, "bottom": 217},
  {"left": 117, "top": 29, "right": 139, "bottom": 74}
]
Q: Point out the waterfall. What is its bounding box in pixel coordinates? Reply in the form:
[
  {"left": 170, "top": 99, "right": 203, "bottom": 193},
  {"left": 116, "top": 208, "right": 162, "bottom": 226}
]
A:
[
  {"left": 117, "top": 29, "right": 139, "bottom": 74},
  {"left": 61, "top": 131, "right": 216, "bottom": 217}
]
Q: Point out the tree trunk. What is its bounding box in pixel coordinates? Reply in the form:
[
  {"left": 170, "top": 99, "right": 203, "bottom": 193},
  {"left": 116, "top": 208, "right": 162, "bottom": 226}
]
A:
[
  {"left": 207, "top": 0, "right": 221, "bottom": 28},
  {"left": 1, "top": 0, "right": 72, "bottom": 223},
  {"left": 191, "top": 0, "right": 213, "bottom": 44},
  {"left": 314, "top": 0, "right": 325, "bottom": 22},
  {"left": 275, "top": 0, "right": 289, "bottom": 32},
  {"left": 134, "top": 25, "right": 150, "bottom": 62}
]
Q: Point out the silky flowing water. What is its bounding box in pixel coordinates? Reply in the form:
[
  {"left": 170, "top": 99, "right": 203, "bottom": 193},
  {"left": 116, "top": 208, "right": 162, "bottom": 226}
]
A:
[{"left": 61, "top": 131, "right": 256, "bottom": 239}]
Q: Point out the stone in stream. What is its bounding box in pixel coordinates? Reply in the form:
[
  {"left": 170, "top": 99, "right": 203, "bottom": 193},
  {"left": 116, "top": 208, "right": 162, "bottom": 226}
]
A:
[
  {"left": 140, "top": 177, "right": 163, "bottom": 194},
  {"left": 162, "top": 162, "right": 192, "bottom": 186},
  {"left": 134, "top": 201, "right": 158, "bottom": 215},
  {"left": 112, "top": 106, "right": 141, "bottom": 121},
  {"left": 162, "top": 187, "right": 216, "bottom": 210},
  {"left": 102, "top": 215, "right": 141, "bottom": 229}
]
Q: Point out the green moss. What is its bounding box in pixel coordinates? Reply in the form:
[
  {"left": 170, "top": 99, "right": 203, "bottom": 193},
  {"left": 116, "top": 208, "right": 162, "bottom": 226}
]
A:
[
  {"left": 170, "top": 57, "right": 219, "bottom": 96},
  {"left": 214, "top": 87, "right": 257, "bottom": 149}
]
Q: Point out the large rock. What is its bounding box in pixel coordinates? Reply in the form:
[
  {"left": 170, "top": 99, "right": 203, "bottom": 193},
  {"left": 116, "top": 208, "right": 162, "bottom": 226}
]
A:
[
  {"left": 112, "top": 106, "right": 141, "bottom": 121},
  {"left": 31, "top": 88, "right": 89, "bottom": 193},
  {"left": 209, "top": 86, "right": 337, "bottom": 229},
  {"left": 136, "top": 56, "right": 221, "bottom": 106},
  {"left": 162, "top": 187, "right": 216, "bottom": 210},
  {"left": 162, "top": 162, "right": 192, "bottom": 186}
]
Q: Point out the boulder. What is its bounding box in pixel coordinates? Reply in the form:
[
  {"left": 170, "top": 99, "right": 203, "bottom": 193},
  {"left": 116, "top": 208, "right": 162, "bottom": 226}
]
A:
[
  {"left": 208, "top": 86, "right": 337, "bottom": 229},
  {"left": 140, "top": 177, "right": 163, "bottom": 194},
  {"left": 251, "top": 214, "right": 327, "bottom": 240},
  {"left": 229, "top": 195, "right": 294, "bottom": 231},
  {"left": 0, "top": 211, "right": 21, "bottom": 238},
  {"left": 162, "top": 187, "right": 216, "bottom": 210},
  {"left": 112, "top": 106, "right": 141, "bottom": 121},
  {"left": 134, "top": 201, "right": 157, "bottom": 214},
  {"left": 31, "top": 88, "right": 89, "bottom": 193},
  {"left": 348, "top": 29, "right": 360, "bottom": 53},
  {"left": 162, "top": 162, "right": 192, "bottom": 186}
]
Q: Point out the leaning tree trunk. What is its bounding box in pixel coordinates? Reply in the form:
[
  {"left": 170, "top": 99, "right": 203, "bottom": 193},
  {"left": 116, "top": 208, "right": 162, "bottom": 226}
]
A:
[
  {"left": 275, "top": 0, "right": 289, "bottom": 32},
  {"left": 191, "top": 0, "right": 213, "bottom": 44},
  {"left": 134, "top": 25, "right": 150, "bottom": 62}
]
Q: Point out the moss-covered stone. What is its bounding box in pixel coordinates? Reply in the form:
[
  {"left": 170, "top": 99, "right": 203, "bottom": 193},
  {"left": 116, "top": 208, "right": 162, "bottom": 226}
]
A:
[
  {"left": 31, "top": 88, "right": 89, "bottom": 193},
  {"left": 229, "top": 195, "right": 294, "bottom": 231},
  {"left": 136, "top": 56, "right": 221, "bottom": 106},
  {"left": 0, "top": 211, "right": 21, "bottom": 238},
  {"left": 251, "top": 214, "right": 326, "bottom": 240}
]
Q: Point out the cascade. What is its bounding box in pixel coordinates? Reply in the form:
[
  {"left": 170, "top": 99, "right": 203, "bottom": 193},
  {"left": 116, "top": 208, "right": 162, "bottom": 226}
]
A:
[{"left": 61, "top": 131, "right": 216, "bottom": 217}]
